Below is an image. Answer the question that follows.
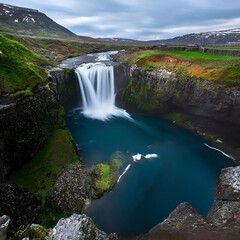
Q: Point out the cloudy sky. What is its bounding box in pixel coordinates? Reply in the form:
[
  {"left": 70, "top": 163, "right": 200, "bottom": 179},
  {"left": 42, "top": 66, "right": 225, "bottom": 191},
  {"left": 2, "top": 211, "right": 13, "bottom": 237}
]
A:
[{"left": 5, "top": 0, "right": 240, "bottom": 40}]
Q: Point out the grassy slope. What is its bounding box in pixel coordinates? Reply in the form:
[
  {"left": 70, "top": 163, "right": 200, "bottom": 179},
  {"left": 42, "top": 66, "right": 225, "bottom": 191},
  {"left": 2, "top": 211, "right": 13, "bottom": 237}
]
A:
[
  {"left": 0, "top": 33, "right": 50, "bottom": 93},
  {"left": 9, "top": 128, "right": 79, "bottom": 200},
  {"left": 129, "top": 50, "right": 240, "bottom": 87},
  {"left": 3, "top": 33, "right": 136, "bottom": 64}
]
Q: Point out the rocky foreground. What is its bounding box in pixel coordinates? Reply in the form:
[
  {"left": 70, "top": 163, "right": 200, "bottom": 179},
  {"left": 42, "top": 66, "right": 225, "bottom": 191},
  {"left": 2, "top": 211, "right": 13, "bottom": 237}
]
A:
[{"left": 1, "top": 165, "right": 240, "bottom": 239}]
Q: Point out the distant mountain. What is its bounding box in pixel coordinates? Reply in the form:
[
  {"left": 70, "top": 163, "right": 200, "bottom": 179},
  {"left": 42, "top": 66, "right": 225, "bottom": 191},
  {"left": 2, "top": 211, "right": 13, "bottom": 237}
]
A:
[
  {"left": 97, "top": 29, "right": 240, "bottom": 46},
  {"left": 96, "top": 37, "right": 147, "bottom": 45},
  {"left": 0, "top": 3, "right": 78, "bottom": 39},
  {"left": 153, "top": 28, "right": 240, "bottom": 46}
]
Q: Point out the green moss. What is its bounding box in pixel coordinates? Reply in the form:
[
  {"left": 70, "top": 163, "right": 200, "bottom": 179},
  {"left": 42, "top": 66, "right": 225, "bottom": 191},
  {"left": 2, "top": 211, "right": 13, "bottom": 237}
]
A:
[
  {"left": 90, "top": 160, "right": 118, "bottom": 199},
  {"left": 0, "top": 34, "right": 50, "bottom": 93},
  {"left": 214, "top": 63, "right": 240, "bottom": 87},
  {"left": 9, "top": 88, "right": 33, "bottom": 97},
  {"left": 122, "top": 79, "right": 159, "bottom": 113},
  {"left": 165, "top": 112, "right": 187, "bottom": 124},
  {"left": 40, "top": 210, "right": 67, "bottom": 229},
  {"left": 55, "top": 105, "right": 66, "bottom": 129},
  {"left": 63, "top": 68, "right": 74, "bottom": 79},
  {"left": 95, "top": 164, "right": 111, "bottom": 190},
  {"left": 9, "top": 128, "right": 79, "bottom": 201}
]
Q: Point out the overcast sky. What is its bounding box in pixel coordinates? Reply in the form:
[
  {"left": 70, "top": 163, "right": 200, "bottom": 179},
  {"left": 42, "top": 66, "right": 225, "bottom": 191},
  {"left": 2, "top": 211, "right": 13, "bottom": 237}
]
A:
[{"left": 5, "top": 0, "right": 240, "bottom": 40}]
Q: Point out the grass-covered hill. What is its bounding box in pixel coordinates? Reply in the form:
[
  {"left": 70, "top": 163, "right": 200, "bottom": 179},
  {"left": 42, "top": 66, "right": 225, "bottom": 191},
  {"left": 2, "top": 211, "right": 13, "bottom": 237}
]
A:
[
  {"left": 128, "top": 50, "right": 240, "bottom": 87},
  {"left": 3, "top": 33, "right": 135, "bottom": 64},
  {"left": 0, "top": 32, "right": 135, "bottom": 94},
  {"left": 0, "top": 3, "right": 78, "bottom": 39},
  {"left": 0, "top": 33, "right": 50, "bottom": 93}
]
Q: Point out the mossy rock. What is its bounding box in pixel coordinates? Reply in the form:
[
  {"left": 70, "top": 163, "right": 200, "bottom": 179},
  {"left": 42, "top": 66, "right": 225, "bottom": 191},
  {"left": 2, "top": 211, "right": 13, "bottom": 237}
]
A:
[{"left": 88, "top": 160, "right": 118, "bottom": 199}]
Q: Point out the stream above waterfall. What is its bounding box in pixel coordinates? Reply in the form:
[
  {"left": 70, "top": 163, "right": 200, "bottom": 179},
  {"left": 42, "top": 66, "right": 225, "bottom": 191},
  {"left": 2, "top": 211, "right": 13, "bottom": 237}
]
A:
[{"left": 65, "top": 52, "right": 235, "bottom": 237}]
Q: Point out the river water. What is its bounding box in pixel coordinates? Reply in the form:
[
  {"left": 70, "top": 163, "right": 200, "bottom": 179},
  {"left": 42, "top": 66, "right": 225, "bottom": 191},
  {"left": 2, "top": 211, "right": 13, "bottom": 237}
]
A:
[{"left": 63, "top": 52, "right": 234, "bottom": 237}]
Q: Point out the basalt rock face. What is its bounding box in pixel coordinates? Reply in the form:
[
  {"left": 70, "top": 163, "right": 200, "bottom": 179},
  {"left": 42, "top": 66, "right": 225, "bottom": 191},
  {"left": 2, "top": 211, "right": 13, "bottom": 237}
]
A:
[
  {"left": 50, "top": 214, "right": 118, "bottom": 240},
  {"left": 0, "top": 68, "right": 76, "bottom": 181},
  {"left": 121, "top": 64, "right": 240, "bottom": 127},
  {"left": 206, "top": 166, "right": 240, "bottom": 230}
]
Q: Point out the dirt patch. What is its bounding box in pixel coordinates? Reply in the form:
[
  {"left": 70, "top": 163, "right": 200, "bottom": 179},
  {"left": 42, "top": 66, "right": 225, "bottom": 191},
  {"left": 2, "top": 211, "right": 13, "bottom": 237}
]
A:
[{"left": 47, "top": 41, "right": 76, "bottom": 55}]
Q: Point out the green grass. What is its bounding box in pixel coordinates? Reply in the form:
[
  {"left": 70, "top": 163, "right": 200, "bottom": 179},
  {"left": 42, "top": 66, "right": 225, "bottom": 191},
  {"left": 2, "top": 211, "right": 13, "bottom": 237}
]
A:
[
  {"left": 0, "top": 33, "right": 50, "bottom": 93},
  {"left": 165, "top": 112, "right": 187, "bottom": 124},
  {"left": 206, "top": 46, "right": 240, "bottom": 51},
  {"left": 9, "top": 128, "right": 79, "bottom": 201},
  {"left": 214, "top": 63, "right": 240, "bottom": 86},
  {"left": 94, "top": 160, "right": 118, "bottom": 193},
  {"left": 130, "top": 50, "right": 240, "bottom": 68}
]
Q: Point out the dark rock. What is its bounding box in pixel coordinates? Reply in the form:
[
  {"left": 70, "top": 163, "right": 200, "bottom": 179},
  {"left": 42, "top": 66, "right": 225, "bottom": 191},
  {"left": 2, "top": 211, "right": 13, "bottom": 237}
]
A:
[
  {"left": 0, "top": 215, "right": 10, "bottom": 240},
  {"left": 149, "top": 202, "right": 210, "bottom": 238},
  {"left": 207, "top": 200, "right": 240, "bottom": 228},
  {"left": 215, "top": 166, "right": 240, "bottom": 201},
  {"left": 0, "top": 68, "right": 77, "bottom": 181},
  {"left": 119, "top": 62, "right": 240, "bottom": 127},
  {"left": 50, "top": 163, "right": 88, "bottom": 214},
  {"left": 50, "top": 214, "right": 118, "bottom": 240},
  {"left": 0, "top": 183, "right": 41, "bottom": 231}
]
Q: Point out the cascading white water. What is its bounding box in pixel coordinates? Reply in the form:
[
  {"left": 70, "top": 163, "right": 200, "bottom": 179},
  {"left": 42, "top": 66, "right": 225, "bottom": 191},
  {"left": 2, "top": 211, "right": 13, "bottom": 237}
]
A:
[{"left": 75, "top": 62, "right": 130, "bottom": 121}]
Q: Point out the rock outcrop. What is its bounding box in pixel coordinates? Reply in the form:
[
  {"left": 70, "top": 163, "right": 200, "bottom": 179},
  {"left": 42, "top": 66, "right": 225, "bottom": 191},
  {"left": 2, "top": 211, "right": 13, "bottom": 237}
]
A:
[
  {"left": 0, "top": 68, "right": 76, "bottom": 181},
  {"left": 50, "top": 163, "right": 88, "bottom": 214},
  {"left": 138, "top": 166, "right": 240, "bottom": 240},
  {"left": 207, "top": 166, "right": 240, "bottom": 230},
  {"left": 0, "top": 215, "right": 10, "bottom": 240},
  {"left": 0, "top": 183, "right": 41, "bottom": 231},
  {"left": 50, "top": 214, "right": 118, "bottom": 240},
  {"left": 121, "top": 64, "right": 240, "bottom": 127},
  {"left": 87, "top": 160, "right": 118, "bottom": 199}
]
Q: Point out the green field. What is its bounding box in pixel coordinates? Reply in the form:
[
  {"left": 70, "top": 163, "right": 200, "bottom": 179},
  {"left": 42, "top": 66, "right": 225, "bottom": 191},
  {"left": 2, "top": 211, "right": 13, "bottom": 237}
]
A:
[
  {"left": 206, "top": 46, "right": 240, "bottom": 51},
  {"left": 129, "top": 50, "right": 240, "bottom": 87},
  {"left": 130, "top": 50, "right": 240, "bottom": 68}
]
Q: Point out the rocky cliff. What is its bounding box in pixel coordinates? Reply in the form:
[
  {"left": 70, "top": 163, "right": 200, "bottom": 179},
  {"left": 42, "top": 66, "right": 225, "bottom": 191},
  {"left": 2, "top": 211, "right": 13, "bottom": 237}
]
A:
[
  {"left": 121, "top": 64, "right": 240, "bottom": 126},
  {"left": 0, "top": 68, "right": 76, "bottom": 181},
  {"left": 114, "top": 52, "right": 240, "bottom": 161}
]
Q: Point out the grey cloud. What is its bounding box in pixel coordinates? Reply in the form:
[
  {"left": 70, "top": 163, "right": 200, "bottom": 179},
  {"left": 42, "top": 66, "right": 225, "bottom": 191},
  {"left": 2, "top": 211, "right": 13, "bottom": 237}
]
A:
[{"left": 5, "top": 0, "right": 240, "bottom": 40}]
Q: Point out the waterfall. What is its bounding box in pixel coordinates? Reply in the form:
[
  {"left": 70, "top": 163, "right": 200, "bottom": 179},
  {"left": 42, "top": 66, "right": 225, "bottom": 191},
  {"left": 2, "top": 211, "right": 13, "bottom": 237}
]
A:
[{"left": 75, "top": 62, "right": 130, "bottom": 121}]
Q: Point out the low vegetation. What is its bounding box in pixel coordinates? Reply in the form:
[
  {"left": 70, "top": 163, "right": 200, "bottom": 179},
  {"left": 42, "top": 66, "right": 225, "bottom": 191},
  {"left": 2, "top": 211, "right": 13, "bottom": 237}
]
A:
[
  {"left": 88, "top": 160, "right": 118, "bottom": 199},
  {"left": 0, "top": 33, "right": 50, "bottom": 93},
  {"left": 128, "top": 50, "right": 240, "bottom": 87},
  {"left": 3, "top": 33, "right": 135, "bottom": 64},
  {"left": 9, "top": 127, "right": 79, "bottom": 200}
]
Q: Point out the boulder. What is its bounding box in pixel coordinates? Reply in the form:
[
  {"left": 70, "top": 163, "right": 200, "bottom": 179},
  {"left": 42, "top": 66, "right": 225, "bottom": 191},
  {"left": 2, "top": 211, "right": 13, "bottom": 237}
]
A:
[
  {"left": 207, "top": 200, "right": 240, "bottom": 228},
  {"left": 0, "top": 215, "right": 10, "bottom": 240},
  {"left": 149, "top": 202, "right": 210, "bottom": 238},
  {"left": 50, "top": 214, "right": 117, "bottom": 240},
  {"left": 50, "top": 164, "right": 87, "bottom": 214},
  {"left": 215, "top": 166, "right": 240, "bottom": 201}
]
